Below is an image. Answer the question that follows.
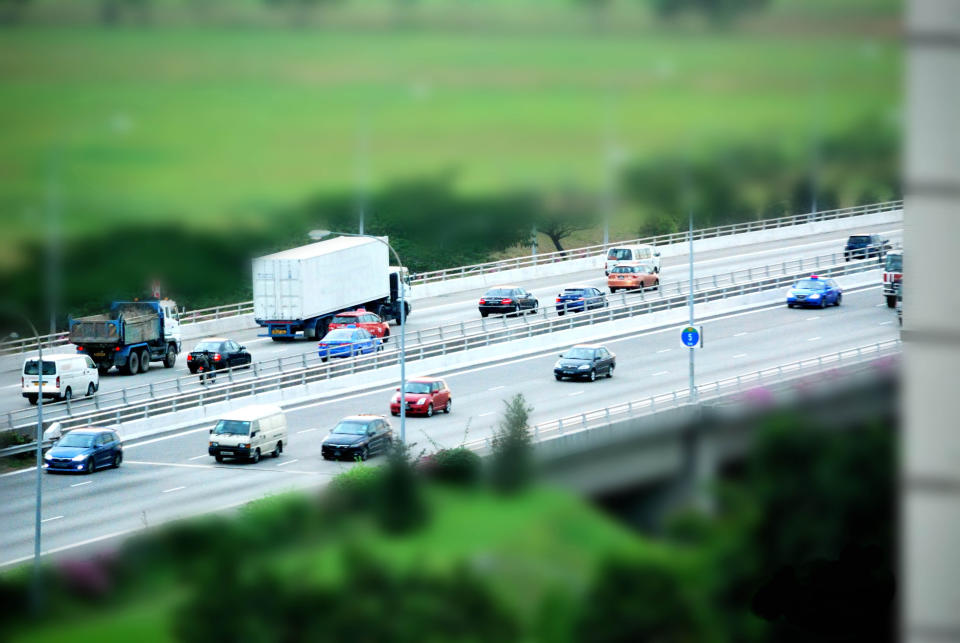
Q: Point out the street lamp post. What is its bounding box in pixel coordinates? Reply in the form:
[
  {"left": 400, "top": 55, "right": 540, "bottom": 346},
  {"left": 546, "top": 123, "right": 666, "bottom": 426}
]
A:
[
  {"left": 308, "top": 230, "right": 408, "bottom": 443},
  {"left": 5, "top": 316, "right": 45, "bottom": 613}
]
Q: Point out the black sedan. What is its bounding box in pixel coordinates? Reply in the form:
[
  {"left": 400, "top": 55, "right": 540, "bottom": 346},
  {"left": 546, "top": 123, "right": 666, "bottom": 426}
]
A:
[
  {"left": 554, "top": 344, "right": 616, "bottom": 382},
  {"left": 321, "top": 415, "right": 394, "bottom": 461},
  {"left": 186, "top": 337, "right": 252, "bottom": 374},
  {"left": 478, "top": 286, "right": 539, "bottom": 317},
  {"left": 43, "top": 428, "right": 122, "bottom": 474}
]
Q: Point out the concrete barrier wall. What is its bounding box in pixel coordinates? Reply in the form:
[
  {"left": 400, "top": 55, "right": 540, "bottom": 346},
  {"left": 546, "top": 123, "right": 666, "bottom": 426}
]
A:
[{"left": 107, "top": 268, "right": 881, "bottom": 444}]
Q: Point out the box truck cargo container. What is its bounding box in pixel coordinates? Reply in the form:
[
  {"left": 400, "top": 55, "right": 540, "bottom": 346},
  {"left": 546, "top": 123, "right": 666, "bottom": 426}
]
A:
[{"left": 253, "top": 236, "right": 411, "bottom": 341}]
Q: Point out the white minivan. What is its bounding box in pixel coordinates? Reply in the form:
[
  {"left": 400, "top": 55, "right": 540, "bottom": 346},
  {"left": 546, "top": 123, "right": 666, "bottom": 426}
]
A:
[
  {"left": 21, "top": 354, "right": 99, "bottom": 405},
  {"left": 605, "top": 244, "right": 661, "bottom": 275},
  {"left": 208, "top": 404, "right": 287, "bottom": 464}
]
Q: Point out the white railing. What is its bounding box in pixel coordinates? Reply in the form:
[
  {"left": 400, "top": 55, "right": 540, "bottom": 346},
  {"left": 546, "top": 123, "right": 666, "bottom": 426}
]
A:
[
  {"left": 0, "top": 253, "right": 886, "bottom": 437},
  {"left": 462, "top": 339, "right": 901, "bottom": 453},
  {"left": 408, "top": 199, "right": 902, "bottom": 284},
  {"left": 0, "top": 200, "right": 902, "bottom": 358}
]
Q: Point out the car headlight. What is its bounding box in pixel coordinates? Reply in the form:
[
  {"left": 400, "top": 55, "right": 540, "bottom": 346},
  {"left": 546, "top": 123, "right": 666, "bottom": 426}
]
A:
[
  {"left": 239, "top": 443, "right": 250, "bottom": 449},
  {"left": 554, "top": 360, "right": 563, "bottom": 368},
  {"left": 809, "top": 293, "right": 820, "bottom": 298},
  {"left": 209, "top": 441, "right": 218, "bottom": 447},
  {"left": 578, "top": 364, "right": 590, "bottom": 370},
  {"left": 72, "top": 454, "right": 87, "bottom": 462},
  {"left": 44, "top": 452, "right": 52, "bottom": 460},
  {"left": 392, "top": 395, "right": 400, "bottom": 403},
  {"left": 416, "top": 397, "right": 428, "bottom": 405}
]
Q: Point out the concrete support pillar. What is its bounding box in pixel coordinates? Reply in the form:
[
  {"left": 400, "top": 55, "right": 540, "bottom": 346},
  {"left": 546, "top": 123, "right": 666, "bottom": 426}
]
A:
[{"left": 902, "top": 1, "right": 960, "bottom": 640}]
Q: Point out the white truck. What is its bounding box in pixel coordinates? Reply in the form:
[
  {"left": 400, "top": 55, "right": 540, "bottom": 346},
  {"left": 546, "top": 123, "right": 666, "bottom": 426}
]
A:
[{"left": 253, "top": 236, "right": 411, "bottom": 341}]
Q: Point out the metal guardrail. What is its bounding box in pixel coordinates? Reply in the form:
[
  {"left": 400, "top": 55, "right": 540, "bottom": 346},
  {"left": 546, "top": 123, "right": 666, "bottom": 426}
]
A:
[
  {"left": 0, "top": 254, "right": 887, "bottom": 442},
  {"left": 461, "top": 339, "right": 901, "bottom": 453},
  {"left": 408, "top": 199, "right": 902, "bottom": 284},
  {"left": 0, "top": 338, "right": 901, "bottom": 460},
  {"left": 0, "top": 200, "right": 903, "bottom": 359}
]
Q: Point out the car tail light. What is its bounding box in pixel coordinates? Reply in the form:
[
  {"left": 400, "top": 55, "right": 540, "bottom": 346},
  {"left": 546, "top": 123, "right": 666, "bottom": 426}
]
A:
[
  {"left": 893, "top": 274, "right": 902, "bottom": 282},
  {"left": 56, "top": 376, "right": 60, "bottom": 388},
  {"left": 114, "top": 346, "right": 121, "bottom": 351},
  {"left": 213, "top": 353, "right": 221, "bottom": 362},
  {"left": 577, "top": 297, "right": 584, "bottom": 301},
  {"left": 556, "top": 298, "right": 562, "bottom": 303},
  {"left": 187, "top": 354, "right": 193, "bottom": 361},
  {"left": 21, "top": 377, "right": 24, "bottom": 387},
  {"left": 76, "top": 346, "right": 83, "bottom": 351},
  {"left": 479, "top": 299, "right": 486, "bottom": 304},
  {"left": 883, "top": 274, "right": 888, "bottom": 282},
  {"left": 501, "top": 298, "right": 513, "bottom": 304}
]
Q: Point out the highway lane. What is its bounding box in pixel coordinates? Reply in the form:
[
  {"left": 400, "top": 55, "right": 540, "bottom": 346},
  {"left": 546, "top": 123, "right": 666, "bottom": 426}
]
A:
[
  {"left": 0, "top": 287, "right": 899, "bottom": 566},
  {"left": 0, "top": 226, "right": 901, "bottom": 423}
]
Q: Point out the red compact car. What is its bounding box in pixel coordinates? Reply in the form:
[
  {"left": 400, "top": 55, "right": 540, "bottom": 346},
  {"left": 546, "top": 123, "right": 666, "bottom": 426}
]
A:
[
  {"left": 389, "top": 377, "right": 452, "bottom": 417},
  {"left": 327, "top": 309, "right": 391, "bottom": 341}
]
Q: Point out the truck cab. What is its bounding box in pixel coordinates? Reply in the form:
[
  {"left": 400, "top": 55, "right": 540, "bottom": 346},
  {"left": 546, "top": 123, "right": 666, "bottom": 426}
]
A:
[{"left": 883, "top": 251, "right": 902, "bottom": 308}]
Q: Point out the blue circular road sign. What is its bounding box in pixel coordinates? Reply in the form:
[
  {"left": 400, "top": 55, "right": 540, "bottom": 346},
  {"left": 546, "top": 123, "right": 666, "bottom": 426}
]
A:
[{"left": 681, "top": 326, "right": 700, "bottom": 347}]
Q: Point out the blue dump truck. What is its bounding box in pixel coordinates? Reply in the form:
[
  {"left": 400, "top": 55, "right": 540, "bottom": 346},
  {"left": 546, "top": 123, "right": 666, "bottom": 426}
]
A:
[{"left": 68, "top": 300, "right": 182, "bottom": 375}]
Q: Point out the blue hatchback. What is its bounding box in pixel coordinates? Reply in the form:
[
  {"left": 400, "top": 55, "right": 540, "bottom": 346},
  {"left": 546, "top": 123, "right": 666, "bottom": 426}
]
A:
[
  {"left": 318, "top": 327, "right": 382, "bottom": 360},
  {"left": 43, "top": 428, "right": 123, "bottom": 474},
  {"left": 555, "top": 286, "right": 607, "bottom": 315},
  {"left": 786, "top": 275, "right": 843, "bottom": 308}
]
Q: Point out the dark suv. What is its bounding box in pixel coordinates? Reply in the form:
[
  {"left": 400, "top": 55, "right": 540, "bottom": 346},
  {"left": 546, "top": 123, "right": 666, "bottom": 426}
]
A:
[{"left": 844, "top": 234, "right": 891, "bottom": 262}]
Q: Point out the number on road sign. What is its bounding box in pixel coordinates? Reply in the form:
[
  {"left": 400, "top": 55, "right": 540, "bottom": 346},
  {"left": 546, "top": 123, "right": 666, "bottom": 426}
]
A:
[{"left": 681, "top": 326, "right": 700, "bottom": 348}]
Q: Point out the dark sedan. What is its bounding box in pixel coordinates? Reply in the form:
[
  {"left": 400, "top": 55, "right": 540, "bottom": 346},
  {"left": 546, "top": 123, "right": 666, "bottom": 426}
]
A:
[
  {"left": 43, "top": 428, "right": 122, "bottom": 474},
  {"left": 186, "top": 337, "right": 252, "bottom": 374},
  {"left": 554, "top": 344, "right": 616, "bottom": 382},
  {"left": 321, "top": 415, "right": 394, "bottom": 461},
  {"left": 555, "top": 286, "right": 608, "bottom": 315},
  {"left": 478, "top": 286, "right": 539, "bottom": 318}
]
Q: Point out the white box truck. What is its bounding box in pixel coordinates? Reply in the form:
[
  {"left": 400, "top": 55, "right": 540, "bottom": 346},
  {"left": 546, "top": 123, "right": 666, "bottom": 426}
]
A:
[{"left": 253, "top": 236, "right": 411, "bottom": 341}]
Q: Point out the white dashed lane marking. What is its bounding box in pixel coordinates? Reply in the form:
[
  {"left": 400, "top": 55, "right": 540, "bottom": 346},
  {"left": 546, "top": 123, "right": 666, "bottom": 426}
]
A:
[
  {"left": 161, "top": 486, "right": 185, "bottom": 494},
  {"left": 41, "top": 515, "right": 64, "bottom": 523}
]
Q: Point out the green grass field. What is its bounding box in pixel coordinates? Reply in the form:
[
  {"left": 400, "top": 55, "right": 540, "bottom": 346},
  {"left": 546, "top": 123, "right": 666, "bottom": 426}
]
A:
[{"left": 0, "top": 22, "right": 899, "bottom": 249}]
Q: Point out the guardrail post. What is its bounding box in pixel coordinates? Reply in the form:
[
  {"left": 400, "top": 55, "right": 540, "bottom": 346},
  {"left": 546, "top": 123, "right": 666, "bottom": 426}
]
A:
[
  {"left": 557, "top": 418, "right": 563, "bottom": 434},
  {"left": 122, "top": 389, "right": 128, "bottom": 405}
]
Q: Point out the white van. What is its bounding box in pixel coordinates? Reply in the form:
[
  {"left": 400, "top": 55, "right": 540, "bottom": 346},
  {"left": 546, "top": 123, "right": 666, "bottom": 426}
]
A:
[
  {"left": 208, "top": 404, "right": 287, "bottom": 464},
  {"left": 605, "top": 244, "right": 661, "bottom": 275},
  {"left": 21, "top": 354, "right": 99, "bottom": 405}
]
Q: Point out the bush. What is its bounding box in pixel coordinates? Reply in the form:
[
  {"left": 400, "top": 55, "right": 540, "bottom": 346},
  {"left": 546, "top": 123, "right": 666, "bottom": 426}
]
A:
[
  {"left": 324, "top": 463, "right": 382, "bottom": 515},
  {"left": 418, "top": 447, "right": 482, "bottom": 487},
  {"left": 375, "top": 440, "right": 429, "bottom": 534}
]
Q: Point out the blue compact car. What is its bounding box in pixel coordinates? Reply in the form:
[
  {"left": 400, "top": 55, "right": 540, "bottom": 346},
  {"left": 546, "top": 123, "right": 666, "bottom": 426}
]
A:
[
  {"left": 555, "top": 286, "right": 607, "bottom": 315},
  {"left": 43, "top": 428, "right": 123, "bottom": 474},
  {"left": 786, "top": 276, "right": 843, "bottom": 309},
  {"left": 318, "top": 327, "right": 382, "bottom": 361}
]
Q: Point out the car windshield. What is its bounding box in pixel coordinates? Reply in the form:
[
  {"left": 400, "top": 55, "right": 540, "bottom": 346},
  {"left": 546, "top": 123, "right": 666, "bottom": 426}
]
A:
[
  {"left": 848, "top": 235, "right": 871, "bottom": 244},
  {"left": 885, "top": 254, "right": 902, "bottom": 272},
  {"left": 563, "top": 348, "right": 595, "bottom": 360},
  {"left": 607, "top": 249, "right": 632, "bottom": 260},
  {"left": 323, "top": 329, "right": 358, "bottom": 342},
  {"left": 332, "top": 421, "right": 370, "bottom": 435},
  {"left": 23, "top": 360, "right": 56, "bottom": 376},
  {"left": 57, "top": 433, "right": 96, "bottom": 448},
  {"left": 213, "top": 420, "right": 250, "bottom": 435},
  {"left": 402, "top": 382, "right": 432, "bottom": 394},
  {"left": 483, "top": 289, "right": 512, "bottom": 298},
  {"left": 193, "top": 341, "right": 222, "bottom": 352},
  {"left": 331, "top": 315, "right": 358, "bottom": 324},
  {"left": 795, "top": 279, "right": 828, "bottom": 290}
]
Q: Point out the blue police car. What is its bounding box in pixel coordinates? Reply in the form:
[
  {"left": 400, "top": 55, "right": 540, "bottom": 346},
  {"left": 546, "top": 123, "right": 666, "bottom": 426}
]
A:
[
  {"left": 318, "top": 327, "right": 383, "bottom": 361},
  {"left": 786, "top": 275, "right": 843, "bottom": 309}
]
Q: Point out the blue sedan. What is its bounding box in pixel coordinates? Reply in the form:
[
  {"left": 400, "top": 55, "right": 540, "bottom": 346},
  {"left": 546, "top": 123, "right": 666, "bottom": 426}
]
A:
[
  {"left": 786, "top": 276, "right": 843, "bottom": 308},
  {"left": 318, "top": 327, "right": 383, "bottom": 361},
  {"left": 43, "top": 428, "right": 123, "bottom": 474}
]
